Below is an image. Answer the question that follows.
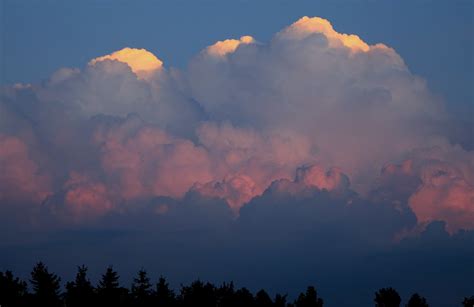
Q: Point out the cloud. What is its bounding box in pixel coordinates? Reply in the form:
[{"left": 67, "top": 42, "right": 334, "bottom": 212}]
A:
[
  {"left": 89, "top": 47, "right": 163, "bottom": 80},
  {"left": 295, "top": 164, "right": 350, "bottom": 193},
  {"left": 192, "top": 175, "right": 259, "bottom": 213},
  {"left": 371, "top": 144, "right": 474, "bottom": 233},
  {"left": 94, "top": 115, "right": 214, "bottom": 200},
  {"left": 0, "top": 16, "right": 472, "bottom": 234},
  {"left": 276, "top": 16, "right": 373, "bottom": 52},
  {"left": 187, "top": 17, "right": 446, "bottom": 197},
  {"left": 407, "top": 146, "right": 474, "bottom": 233},
  {"left": 61, "top": 172, "right": 114, "bottom": 221},
  {"left": 0, "top": 134, "right": 51, "bottom": 204},
  {"left": 205, "top": 36, "right": 256, "bottom": 57}
]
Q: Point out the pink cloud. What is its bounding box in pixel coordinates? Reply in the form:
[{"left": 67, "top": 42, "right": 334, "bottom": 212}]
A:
[
  {"left": 0, "top": 134, "right": 51, "bottom": 204},
  {"left": 62, "top": 172, "right": 114, "bottom": 221}
]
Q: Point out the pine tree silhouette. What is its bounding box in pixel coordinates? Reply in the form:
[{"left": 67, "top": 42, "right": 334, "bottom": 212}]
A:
[
  {"left": 374, "top": 288, "right": 401, "bottom": 307},
  {"left": 463, "top": 296, "right": 474, "bottom": 307},
  {"left": 179, "top": 279, "right": 217, "bottom": 307},
  {"left": 233, "top": 287, "right": 255, "bottom": 306},
  {"left": 255, "top": 289, "right": 273, "bottom": 307},
  {"left": 155, "top": 276, "right": 176, "bottom": 306},
  {"left": 7, "top": 264, "right": 471, "bottom": 307},
  {"left": 29, "top": 262, "right": 62, "bottom": 307},
  {"left": 406, "top": 293, "right": 429, "bottom": 307},
  {"left": 65, "top": 265, "right": 95, "bottom": 307},
  {"left": 97, "top": 266, "right": 128, "bottom": 307},
  {"left": 216, "top": 282, "right": 236, "bottom": 307},
  {"left": 131, "top": 269, "right": 153, "bottom": 307},
  {"left": 0, "top": 270, "right": 28, "bottom": 307},
  {"left": 295, "top": 286, "right": 324, "bottom": 307},
  {"left": 274, "top": 293, "right": 288, "bottom": 307}
]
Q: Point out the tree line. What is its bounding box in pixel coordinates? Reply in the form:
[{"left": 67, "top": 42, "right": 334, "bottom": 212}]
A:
[{"left": 0, "top": 262, "right": 472, "bottom": 307}]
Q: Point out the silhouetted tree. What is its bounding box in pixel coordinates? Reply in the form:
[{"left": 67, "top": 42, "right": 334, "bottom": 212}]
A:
[
  {"left": 234, "top": 287, "right": 255, "bottom": 306},
  {"left": 0, "top": 270, "right": 28, "bottom": 307},
  {"left": 29, "top": 262, "right": 62, "bottom": 307},
  {"left": 131, "top": 269, "right": 153, "bottom": 307},
  {"left": 406, "top": 293, "right": 429, "bottom": 307},
  {"left": 374, "top": 288, "right": 401, "bottom": 307},
  {"left": 274, "top": 294, "right": 288, "bottom": 307},
  {"left": 97, "top": 266, "right": 128, "bottom": 307},
  {"left": 65, "top": 265, "right": 95, "bottom": 307},
  {"left": 155, "top": 276, "right": 176, "bottom": 306},
  {"left": 179, "top": 280, "right": 216, "bottom": 307},
  {"left": 295, "top": 286, "right": 324, "bottom": 307},
  {"left": 255, "top": 289, "right": 273, "bottom": 307},
  {"left": 216, "top": 282, "right": 236, "bottom": 307},
  {"left": 463, "top": 296, "right": 474, "bottom": 307}
]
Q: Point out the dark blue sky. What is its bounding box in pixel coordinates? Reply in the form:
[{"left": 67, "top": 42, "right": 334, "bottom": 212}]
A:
[{"left": 1, "top": 0, "right": 472, "bottom": 118}]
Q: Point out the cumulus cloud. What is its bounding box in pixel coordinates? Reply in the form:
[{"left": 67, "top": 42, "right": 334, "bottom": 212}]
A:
[
  {"left": 187, "top": 17, "right": 446, "bottom": 195},
  {"left": 0, "top": 16, "right": 471, "bottom": 234}
]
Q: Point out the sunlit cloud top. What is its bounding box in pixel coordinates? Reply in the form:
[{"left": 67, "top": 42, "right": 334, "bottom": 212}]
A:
[
  {"left": 90, "top": 47, "right": 163, "bottom": 79},
  {"left": 206, "top": 35, "right": 256, "bottom": 57}
]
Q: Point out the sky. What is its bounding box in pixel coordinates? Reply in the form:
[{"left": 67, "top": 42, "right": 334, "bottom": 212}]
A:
[{"left": 0, "top": 1, "right": 473, "bottom": 306}]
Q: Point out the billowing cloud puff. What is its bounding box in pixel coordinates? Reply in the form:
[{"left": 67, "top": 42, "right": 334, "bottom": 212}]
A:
[
  {"left": 90, "top": 47, "right": 163, "bottom": 80},
  {"left": 373, "top": 144, "right": 474, "bottom": 232},
  {"left": 205, "top": 35, "right": 256, "bottom": 57},
  {"left": 61, "top": 172, "right": 114, "bottom": 221},
  {"left": 0, "top": 134, "right": 51, "bottom": 204},
  {"left": 93, "top": 115, "right": 213, "bottom": 200},
  {"left": 192, "top": 175, "right": 259, "bottom": 213},
  {"left": 35, "top": 52, "right": 204, "bottom": 137},
  {"left": 407, "top": 146, "right": 474, "bottom": 233},
  {"left": 277, "top": 16, "right": 373, "bottom": 52},
  {"left": 295, "top": 164, "right": 350, "bottom": 193},
  {"left": 410, "top": 162, "right": 474, "bottom": 233}
]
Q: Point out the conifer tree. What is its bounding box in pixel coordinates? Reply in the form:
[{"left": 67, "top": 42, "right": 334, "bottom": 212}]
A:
[
  {"left": 155, "top": 276, "right": 176, "bottom": 306},
  {"left": 29, "top": 262, "right": 62, "bottom": 307},
  {"left": 463, "top": 296, "right": 474, "bottom": 307},
  {"left": 374, "top": 288, "right": 401, "bottom": 307},
  {"left": 131, "top": 269, "right": 153, "bottom": 307},
  {"left": 65, "top": 265, "right": 95, "bottom": 307},
  {"left": 0, "top": 270, "right": 28, "bottom": 307},
  {"left": 255, "top": 289, "right": 273, "bottom": 307},
  {"left": 295, "top": 286, "right": 324, "bottom": 307},
  {"left": 406, "top": 293, "right": 429, "bottom": 307},
  {"left": 97, "top": 266, "right": 127, "bottom": 307}
]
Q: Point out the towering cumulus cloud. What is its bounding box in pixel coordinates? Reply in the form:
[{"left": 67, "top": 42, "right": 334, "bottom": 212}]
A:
[{"left": 0, "top": 17, "right": 472, "bottom": 266}]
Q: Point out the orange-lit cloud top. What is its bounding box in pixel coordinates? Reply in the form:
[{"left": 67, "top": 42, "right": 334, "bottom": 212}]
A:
[
  {"left": 279, "top": 16, "right": 387, "bottom": 53},
  {"left": 206, "top": 36, "right": 255, "bottom": 57},
  {"left": 90, "top": 47, "right": 163, "bottom": 79}
]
